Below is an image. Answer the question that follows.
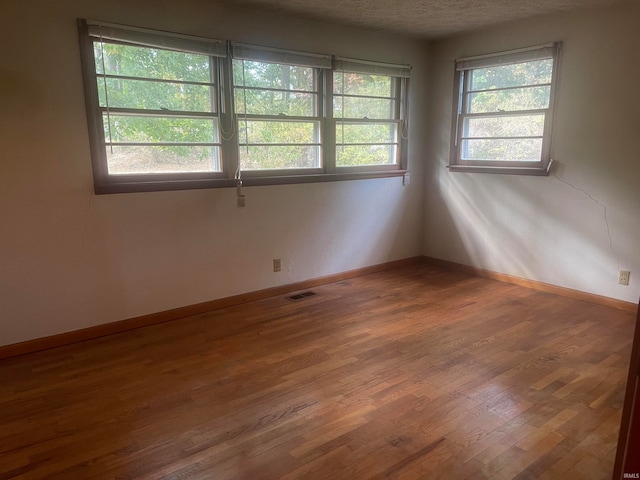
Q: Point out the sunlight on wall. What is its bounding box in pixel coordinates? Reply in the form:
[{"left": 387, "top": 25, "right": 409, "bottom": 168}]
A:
[{"left": 423, "top": 2, "right": 640, "bottom": 303}]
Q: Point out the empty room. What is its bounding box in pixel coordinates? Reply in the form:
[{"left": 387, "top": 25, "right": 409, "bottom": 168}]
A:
[{"left": 1, "top": 0, "right": 639, "bottom": 478}]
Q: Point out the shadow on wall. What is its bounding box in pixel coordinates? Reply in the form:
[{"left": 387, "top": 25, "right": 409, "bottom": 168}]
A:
[{"left": 285, "top": 178, "right": 410, "bottom": 277}]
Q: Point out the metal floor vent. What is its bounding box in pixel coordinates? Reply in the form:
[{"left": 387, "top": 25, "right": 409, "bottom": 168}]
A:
[{"left": 286, "top": 291, "right": 316, "bottom": 301}]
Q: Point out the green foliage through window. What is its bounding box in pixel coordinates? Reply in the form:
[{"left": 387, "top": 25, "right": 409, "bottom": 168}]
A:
[
  {"left": 334, "top": 72, "right": 400, "bottom": 166},
  {"left": 94, "top": 40, "right": 220, "bottom": 175},
  {"left": 234, "top": 59, "right": 320, "bottom": 170},
  {"left": 81, "top": 21, "right": 409, "bottom": 191},
  {"left": 453, "top": 48, "right": 558, "bottom": 168}
]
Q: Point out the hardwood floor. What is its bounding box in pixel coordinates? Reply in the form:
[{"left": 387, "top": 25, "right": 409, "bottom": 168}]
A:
[{"left": 0, "top": 263, "right": 635, "bottom": 479}]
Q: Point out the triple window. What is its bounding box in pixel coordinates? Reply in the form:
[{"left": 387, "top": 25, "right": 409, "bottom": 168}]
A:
[
  {"left": 449, "top": 43, "right": 560, "bottom": 175},
  {"left": 79, "top": 20, "right": 410, "bottom": 193}
]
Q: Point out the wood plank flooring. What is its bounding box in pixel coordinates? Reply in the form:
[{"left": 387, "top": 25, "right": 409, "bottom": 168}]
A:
[{"left": 0, "top": 263, "right": 635, "bottom": 479}]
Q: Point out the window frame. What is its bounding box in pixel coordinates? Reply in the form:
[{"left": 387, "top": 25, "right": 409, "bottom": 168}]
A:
[
  {"left": 231, "top": 43, "right": 329, "bottom": 177},
  {"left": 448, "top": 43, "right": 560, "bottom": 176},
  {"left": 78, "top": 20, "right": 410, "bottom": 194},
  {"left": 330, "top": 58, "right": 410, "bottom": 173},
  {"left": 78, "top": 19, "right": 233, "bottom": 193}
]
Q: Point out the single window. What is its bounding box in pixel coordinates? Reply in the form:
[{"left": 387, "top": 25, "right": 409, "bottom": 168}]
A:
[
  {"left": 232, "top": 44, "right": 331, "bottom": 173},
  {"left": 333, "top": 58, "right": 410, "bottom": 169},
  {"left": 449, "top": 43, "right": 560, "bottom": 175},
  {"left": 78, "top": 20, "right": 228, "bottom": 192}
]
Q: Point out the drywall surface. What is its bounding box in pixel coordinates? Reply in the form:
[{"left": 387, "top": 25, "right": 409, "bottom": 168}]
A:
[
  {"left": 424, "top": 2, "right": 640, "bottom": 303},
  {"left": 0, "top": 0, "right": 428, "bottom": 346}
]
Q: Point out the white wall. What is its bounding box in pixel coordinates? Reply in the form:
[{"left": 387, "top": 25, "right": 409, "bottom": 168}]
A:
[
  {"left": 424, "top": 2, "right": 640, "bottom": 304},
  {"left": 4, "top": 0, "right": 637, "bottom": 349},
  {"left": 0, "top": 0, "right": 429, "bottom": 346}
]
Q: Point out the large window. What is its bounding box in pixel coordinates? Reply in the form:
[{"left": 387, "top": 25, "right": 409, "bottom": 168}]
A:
[
  {"left": 79, "top": 21, "right": 227, "bottom": 192},
  {"left": 333, "top": 58, "right": 409, "bottom": 169},
  {"left": 449, "top": 43, "right": 560, "bottom": 175},
  {"left": 78, "top": 20, "right": 410, "bottom": 193}
]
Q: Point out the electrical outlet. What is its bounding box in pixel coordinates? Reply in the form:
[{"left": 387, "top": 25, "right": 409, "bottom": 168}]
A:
[
  {"left": 619, "top": 270, "right": 630, "bottom": 286},
  {"left": 273, "top": 258, "right": 281, "bottom": 272}
]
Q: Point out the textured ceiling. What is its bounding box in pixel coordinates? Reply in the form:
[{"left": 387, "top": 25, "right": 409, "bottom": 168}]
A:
[{"left": 231, "top": 0, "right": 628, "bottom": 38}]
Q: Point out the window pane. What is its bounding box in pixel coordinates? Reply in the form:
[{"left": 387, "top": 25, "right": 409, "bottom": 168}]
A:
[
  {"left": 233, "top": 60, "right": 314, "bottom": 91},
  {"left": 336, "top": 123, "right": 397, "bottom": 144},
  {"left": 239, "top": 145, "right": 320, "bottom": 170},
  {"left": 103, "top": 115, "right": 218, "bottom": 144},
  {"left": 106, "top": 145, "right": 220, "bottom": 174},
  {"left": 336, "top": 144, "right": 396, "bottom": 166},
  {"left": 334, "top": 96, "right": 395, "bottom": 119},
  {"left": 468, "top": 86, "right": 550, "bottom": 113},
  {"left": 470, "top": 59, "right": 553, "bottom": 90},
  {"left": 97, "top": 78, "right": 213, "bottom": 112},
  {"left": 334, "top": 72, "right": 393, "bottom": 97},
  {"left": 94, "top": 43, "right": 210, "bottom": 82},
  {"left": 464, "top": 114, "right": 545, "bottom": 138},
  {"left": 462, "top": 138, "right": 543, "bottom": 161},
  {"left": 234, "top": 89, "right": 315, "bottom": 116},
  {"left": 238, "top": 120, "right": 317, "bottom": 145}
]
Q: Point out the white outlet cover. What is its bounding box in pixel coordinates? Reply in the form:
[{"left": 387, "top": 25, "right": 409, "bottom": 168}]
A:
[{"left": 619, "top": 270, "right": 630, "bottom": 285}]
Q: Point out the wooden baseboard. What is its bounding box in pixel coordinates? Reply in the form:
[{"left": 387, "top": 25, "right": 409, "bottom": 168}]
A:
[
  {"left": 423, "top": 256, "right": 638, "bottom": 313},
  {"left": 0, "top": 257, "right": 422, "bottom": 360},
  {"left": 3, "top": 255, "right": 634, "bottom": 361}
]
